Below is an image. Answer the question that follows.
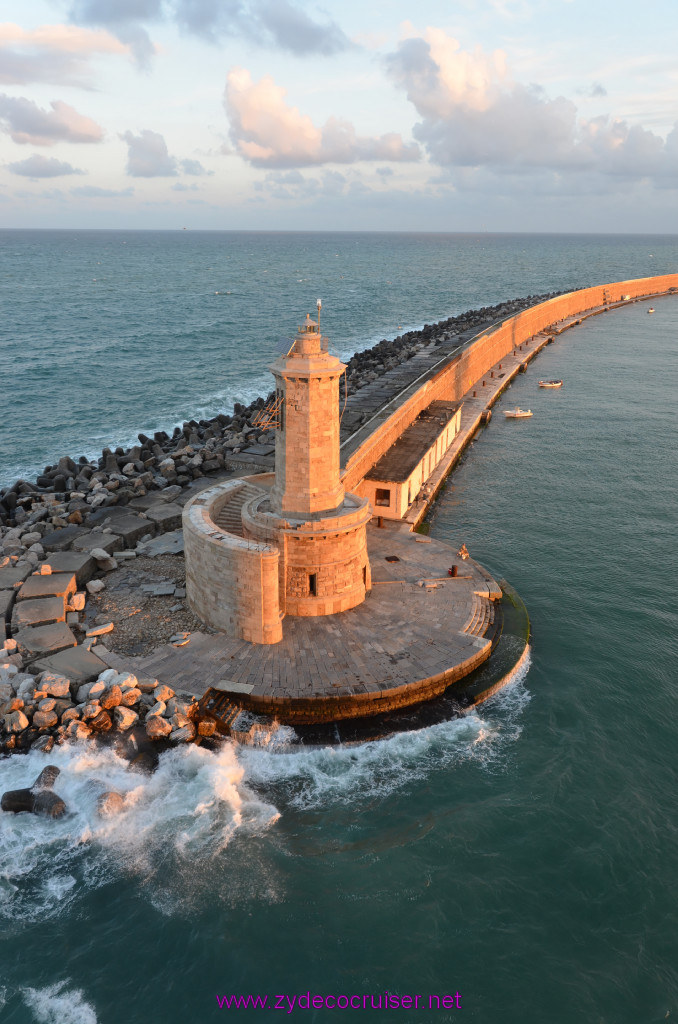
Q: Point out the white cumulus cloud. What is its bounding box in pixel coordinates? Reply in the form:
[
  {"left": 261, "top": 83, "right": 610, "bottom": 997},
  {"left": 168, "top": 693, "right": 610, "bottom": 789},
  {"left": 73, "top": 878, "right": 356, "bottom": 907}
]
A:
[
  {"left": 0, "top": 22, "right": 130, "bottom": 85},
  {"left": 7, "top": 154, "right": 86, "bottom": 177},
  {"left": 225, "top": 67, "right": 420, "bottom": 168},
  {"left": 386, "top": 27, "right": 678, "bottom": 185},
  {"left": 121, "top": 128, "right": 177, "bottom": 176},
  {"left": 0, "top": 94, "right": 103, "bottom": 145}
]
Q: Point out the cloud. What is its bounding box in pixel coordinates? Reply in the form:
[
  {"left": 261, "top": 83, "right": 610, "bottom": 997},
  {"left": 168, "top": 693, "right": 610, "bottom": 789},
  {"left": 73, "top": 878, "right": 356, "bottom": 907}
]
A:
[
  {"left": 63, "top": 0, "right": 350, "bottom": 65},
  {"left": 180, "top": 158, "right": 211, "bottom": 175},
  {"left": 0, "top": 94, "right": 103, "bottom": 145},
  {"left": 71, "top": 184, "right": 133, "bottom": 196},
  {"left": 121, "top": 129, "right": 177, "bottom": 176},
  {"left": 171, "top": 181, "right": 199, "bottom": 191},
  {"left": 7, "top": 154, "right": 86, "bottom": 177},
  {"left": 386, "top": 27, "right": 678, "bottom": 185},
  {"left": 578, "top": 82, "right": 607, "bottom": 98},
  {"left": 0, "top": 22, "right": 129, "bottom": 85},
  {"left": 225, "top": 67, "right": 420, "bottom": 168}
]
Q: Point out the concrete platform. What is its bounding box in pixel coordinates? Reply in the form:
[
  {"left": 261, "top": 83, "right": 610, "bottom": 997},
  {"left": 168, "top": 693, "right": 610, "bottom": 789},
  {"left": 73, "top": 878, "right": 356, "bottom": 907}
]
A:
[{"left": 104, "top": 524, "right": 502, "bottom": 723}]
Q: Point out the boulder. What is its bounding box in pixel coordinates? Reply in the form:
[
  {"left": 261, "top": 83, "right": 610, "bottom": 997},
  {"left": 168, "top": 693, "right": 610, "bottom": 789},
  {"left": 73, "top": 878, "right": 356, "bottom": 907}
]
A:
[
  {"left": 113, "top": 706, "right": 138, "bottom": 731},
  {"left": 170, "top": 713, "right": 192, "bottom": 730},
  {"left": 90, "top": 549, "right": 117, "bottom": 572},
  {"left": 145, "top": 700, "right": 166, "bottom": 719},
  {"left": 86, "top": 580, "right": 105, "bottom": 595},
  {"left": 120, "top": 687, "right": 141, "bottom": 707},
  {"left": 76, "top": 679, "right": 106, "bottom": 703},
  {"left": 154, "top": 684, "right": 175, "bottom": 703},
  {"left": 81, "top": 701, "right": 102, "bottom": 720},
  {"left": 38, "top": 672, "right": 71, "bottom": 698},
  {"left": 4, "top": 709, "right": 29, "bottom": 733},
  {"left": 65, "top": 719, "right": 92, "bottom": 740},
  {"left": 89, "top": 710, "right": 112, "bottom": 733},
  {"left": 33, "top": 709, "right": 59, "bottom": 729},
  {"left": 0, "top": 681, "right": 15, "bottom": 702},
  {"left": 170, "top": 723, "right": 196, "bottom": 743},
  {"left": 145, "top": 715, "right": 172, "bottom": 740},
  {"left": 116, "top": 672, "right": 138, "bottom": 690},
  {"left": 137, "top": 679, "right": 161, "bottom": 697},
  {"left": 97, "top": 791, "right": 125, "bottom": 816},
  {"left": 61, "top": 708, "right": 80, "bottom": 725},
  {"left": 32, "top": 734, "right": 55, "bottom": 753},
  {"left": 100, "top": 685, "right": 122, "bottom": 710},
  {"left": 97, "top": 669, "right": 119, "bottom": 686}
]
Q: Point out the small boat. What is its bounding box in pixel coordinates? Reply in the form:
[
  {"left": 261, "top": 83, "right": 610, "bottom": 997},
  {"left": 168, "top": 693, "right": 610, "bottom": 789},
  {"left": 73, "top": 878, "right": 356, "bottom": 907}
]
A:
[
  {"left": 538, "top": 379, "right": 563, "bottom": 388},
  {"left": 648, "top": 307, "right": 655, "bottom": 314},
  {"left": 504, "top": 408, "right": 532, "bottom": 418}
]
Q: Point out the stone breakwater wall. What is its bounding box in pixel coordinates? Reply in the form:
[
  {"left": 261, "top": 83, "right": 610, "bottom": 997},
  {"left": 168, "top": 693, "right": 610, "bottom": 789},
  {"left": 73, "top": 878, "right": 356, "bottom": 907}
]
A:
[
  {"left": 341, "top": 274, "right": 678, "bottom": 493},
  {"left": 0, "top": 290, "right": 569, "bottom": 529}
]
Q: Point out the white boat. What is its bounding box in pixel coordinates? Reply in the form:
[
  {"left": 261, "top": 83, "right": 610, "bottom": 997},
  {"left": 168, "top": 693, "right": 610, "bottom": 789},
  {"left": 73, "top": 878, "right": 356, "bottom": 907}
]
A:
[
  {"left": 648, "top": 307, "right": 655, "bottom": 314},
  {"left": 538, "top": 379, "right": 563, "bottom": 388},
  {"left": 504, "top": 408, "right": 533, "bottom": 418}
]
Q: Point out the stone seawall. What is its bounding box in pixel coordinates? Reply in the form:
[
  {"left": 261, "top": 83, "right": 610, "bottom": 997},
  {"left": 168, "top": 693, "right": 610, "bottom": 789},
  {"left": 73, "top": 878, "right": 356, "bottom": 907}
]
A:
[{"left": 341, "top": 274, "right": 678, "bottom": 493}]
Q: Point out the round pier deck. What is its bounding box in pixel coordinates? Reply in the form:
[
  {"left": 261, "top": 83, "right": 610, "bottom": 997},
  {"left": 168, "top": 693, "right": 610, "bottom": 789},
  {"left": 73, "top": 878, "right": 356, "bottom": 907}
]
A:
[{"left": 111, "top": 522, "right": 503, "bottom": 724}]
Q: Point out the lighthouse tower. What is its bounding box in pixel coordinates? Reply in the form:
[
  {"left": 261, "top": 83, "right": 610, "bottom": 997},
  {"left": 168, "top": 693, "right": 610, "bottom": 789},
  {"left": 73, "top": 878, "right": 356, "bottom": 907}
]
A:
[
  {"left": 243, "top": 308, "right": 372, "bottom": 618},
  {"left": 271, "top": 312, "right": 345, "bottom": 517}
]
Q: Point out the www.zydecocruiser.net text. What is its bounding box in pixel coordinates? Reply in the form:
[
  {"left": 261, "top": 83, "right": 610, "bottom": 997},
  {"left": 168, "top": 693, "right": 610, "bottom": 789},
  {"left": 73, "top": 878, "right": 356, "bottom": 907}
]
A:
[{"left": 215, "top": 992, "right": 462, "bottom": 1012}]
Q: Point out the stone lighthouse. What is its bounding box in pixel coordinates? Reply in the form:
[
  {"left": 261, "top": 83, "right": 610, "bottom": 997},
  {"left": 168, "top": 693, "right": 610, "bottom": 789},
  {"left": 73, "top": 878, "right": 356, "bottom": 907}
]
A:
[
  {"left": 271, "top": 312, "right": 345, "bottom": 517},
  {"left": 183, "top": 307, "right": 372, "bottom": 643}
]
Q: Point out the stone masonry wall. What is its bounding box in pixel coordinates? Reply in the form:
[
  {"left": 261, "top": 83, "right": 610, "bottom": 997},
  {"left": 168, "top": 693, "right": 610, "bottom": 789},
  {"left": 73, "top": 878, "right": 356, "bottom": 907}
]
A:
[
  {"left": 342, "top": 274, "right": 678, "bottom": 492},
  {"left": 183, "top": 483, "right": 282, "bottom": 645}
]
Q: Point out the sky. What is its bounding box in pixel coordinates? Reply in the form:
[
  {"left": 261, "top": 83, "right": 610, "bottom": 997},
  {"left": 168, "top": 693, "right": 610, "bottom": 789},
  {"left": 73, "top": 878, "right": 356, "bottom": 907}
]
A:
[{"left": 1, "top": 0, "right": 677, "bottom": 231}]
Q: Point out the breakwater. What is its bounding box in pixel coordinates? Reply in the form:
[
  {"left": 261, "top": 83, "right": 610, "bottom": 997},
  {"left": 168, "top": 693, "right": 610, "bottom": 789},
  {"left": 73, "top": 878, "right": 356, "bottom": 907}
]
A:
[
  {"left": 341, "top": 274, "right": 678, "bottom": 492},
  {"left": 0, "top": 290, "right": 567, "bottom": 527}
]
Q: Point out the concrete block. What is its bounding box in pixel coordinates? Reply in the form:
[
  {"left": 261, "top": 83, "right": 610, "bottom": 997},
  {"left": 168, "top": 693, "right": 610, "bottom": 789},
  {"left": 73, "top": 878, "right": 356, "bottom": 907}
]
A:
[
  {"left": 33, "top": 645, "right": 109, "bottom": 684},
  {"left": 145, "top": 503, "right": 182, "bottom": 532},
  {"left": 40, "top": 526, "right": 88, "bottom": 552},
  {"left": 0, "top": 590, "right": 15, "bottom": 620},
  {"left": 72, "top": 532, "right": 123, "bottom": 555},
  {"left": 108, "top": 515, "right": 156, "bottom": 547},
  {"left": 0, "top": 564, "right": 32, "bottom": 591},
  {"left": 14, "top": 622, "right": 77, "bottom": 658},
  {"left": 12, "top": 596, "right": 66, "bottom": 630},
  {"left": 18, "top": 573, "right": 76, "bottom": 602},
  {"left": 42, "top": 550, "right": 96, "bottom": 586}
]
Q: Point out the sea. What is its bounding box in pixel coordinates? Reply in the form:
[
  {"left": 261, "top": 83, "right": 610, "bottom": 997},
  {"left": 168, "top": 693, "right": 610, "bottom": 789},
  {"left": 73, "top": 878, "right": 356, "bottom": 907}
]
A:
[{"left": 0, "top": 231, "right": 677, "bottom": 1024}]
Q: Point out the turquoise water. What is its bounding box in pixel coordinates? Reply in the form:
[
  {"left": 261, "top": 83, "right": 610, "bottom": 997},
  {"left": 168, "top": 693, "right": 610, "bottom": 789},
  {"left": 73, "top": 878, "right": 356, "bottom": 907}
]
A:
[
  {"left": 1, "top": 237, "right": 678, "bottom": 1023},
  {"left": 1, "top": 230, "right": 677, "bottom": 489}
]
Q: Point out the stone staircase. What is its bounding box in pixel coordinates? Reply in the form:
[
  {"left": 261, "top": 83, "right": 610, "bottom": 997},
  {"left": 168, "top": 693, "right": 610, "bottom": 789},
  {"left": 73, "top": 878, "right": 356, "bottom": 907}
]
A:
[
  {"left": 213, "top": 483, "right": 263, "bottom": 537},
  {"left": 463, "top": 591, "right": 495, "bottom": 638}
]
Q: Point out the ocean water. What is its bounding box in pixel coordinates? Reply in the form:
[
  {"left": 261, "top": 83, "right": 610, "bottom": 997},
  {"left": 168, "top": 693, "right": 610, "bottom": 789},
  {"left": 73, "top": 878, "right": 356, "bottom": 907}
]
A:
[
  {"left": 1, "top": 230, "right": 677, "bottom": 490},
  {"left": 1, "top": 235, "right": 678, "bottom": 1023}
]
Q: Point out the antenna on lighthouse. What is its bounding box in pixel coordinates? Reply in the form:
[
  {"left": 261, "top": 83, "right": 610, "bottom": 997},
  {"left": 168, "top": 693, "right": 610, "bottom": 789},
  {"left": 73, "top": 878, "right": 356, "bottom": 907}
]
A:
[{"left": 316, "top": 298, "right": 322, "bottom": 333}]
